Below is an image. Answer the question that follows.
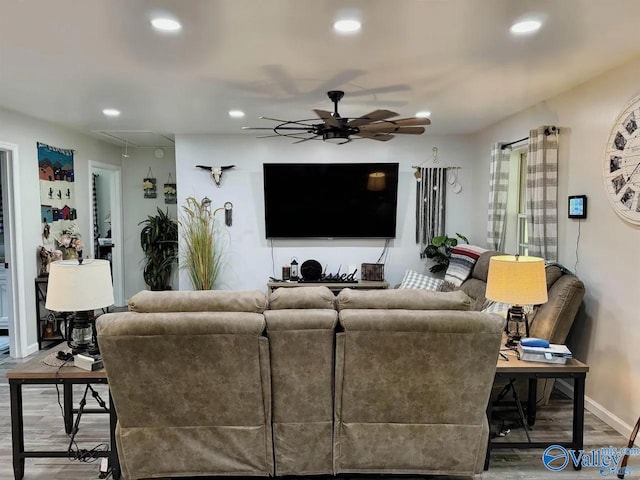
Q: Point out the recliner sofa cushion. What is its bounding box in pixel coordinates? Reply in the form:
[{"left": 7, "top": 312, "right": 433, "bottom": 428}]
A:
[
  {"left": 268, "top": 286, "right": 335, "bottom": 310},
  {"left": 97, "top": 311, "right": 274, "bottom": 478},
  {"left": 264, "top": 305, "right": 337, "bottom": 475},
  {"left": 128, "top": 289, "right": 267, "bottom": 313},
  {"left": 336, "top": 288, "right": 471, "bottom": 311}
]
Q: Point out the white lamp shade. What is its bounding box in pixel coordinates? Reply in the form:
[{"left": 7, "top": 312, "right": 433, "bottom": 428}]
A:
[
  {"left": 485, "top": 255, "right": 548, "bottom": 305},
  {"left": 45, "top": 259, "right": 114, "bottom": 312}
]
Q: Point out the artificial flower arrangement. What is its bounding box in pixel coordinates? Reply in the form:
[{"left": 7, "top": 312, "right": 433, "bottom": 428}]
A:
[{"left": 55, "top": 226, "right": 84, "bottom": 260}]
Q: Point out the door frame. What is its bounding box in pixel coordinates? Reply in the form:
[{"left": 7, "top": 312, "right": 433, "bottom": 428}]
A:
[
  {"left": 88, "top": 161, "right": 125, "bottom": 306},
  {"left": 0, "top": 141, "right": 27, "bottom": 358}
]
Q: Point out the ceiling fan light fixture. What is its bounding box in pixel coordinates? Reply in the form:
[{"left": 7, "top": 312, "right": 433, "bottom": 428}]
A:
[
  {"left": 415, "top": 111, "right": 431, "bottom": 118},
  {"left": 102, "top": 108, "right": 121, "bottom": 117},
  {"left": 333, "top": 19, "right": 361, "bottom": 34},
  {"left": 323, "top": 130, "right": 350, "bottom": 144},
  {"left": 228, "top": 110, "right": 245, "bottom": 118}
]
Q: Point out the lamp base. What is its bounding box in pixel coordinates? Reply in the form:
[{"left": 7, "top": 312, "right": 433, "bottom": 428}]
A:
[
  {"left": 504, "top": 305, "right": 530, "bottom": 348},
  {"left": 67, "top": 310, "right": 99, "bottom": 356}
]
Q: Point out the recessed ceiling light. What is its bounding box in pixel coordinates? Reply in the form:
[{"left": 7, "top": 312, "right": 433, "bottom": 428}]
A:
[
  {"left": 510, "top": 20, "right": 542, "bottom": 34},
  {"left": 102, "top": 109, "right": 121, "bottom": 117},
  {"left": 333, "top": 19, "right": 361, "bottom": 33},
  {"left": 229, "top": 110, "right": 245, "bottom": 118},
  {"left": 151, "top": 17, "right": 182, "bottom": 32},
  {"left": 415, "top": 111, "right": 431, "bottom": 118}
]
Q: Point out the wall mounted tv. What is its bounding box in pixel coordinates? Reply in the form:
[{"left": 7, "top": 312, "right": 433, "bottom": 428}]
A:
[{"left": 263, "top": 163, "right": 399, "bottom": 239}]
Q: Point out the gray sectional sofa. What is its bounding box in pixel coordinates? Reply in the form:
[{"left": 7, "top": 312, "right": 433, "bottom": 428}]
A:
[{"left": 97, "top": 286, "right": 504, "bottom": 479}]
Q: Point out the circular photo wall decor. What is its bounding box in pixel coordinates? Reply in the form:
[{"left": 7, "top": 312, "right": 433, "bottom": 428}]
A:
[{"left": 603, "top": 95, "right": 640, "bottom": 225}]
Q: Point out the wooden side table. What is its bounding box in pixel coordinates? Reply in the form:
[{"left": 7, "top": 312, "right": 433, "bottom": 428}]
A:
[
  {"left": 485, "top": 356, "right": 589, "bottom": 470},
  {"left": 6, "top": 349, "right": 120, "bottom": 480}
]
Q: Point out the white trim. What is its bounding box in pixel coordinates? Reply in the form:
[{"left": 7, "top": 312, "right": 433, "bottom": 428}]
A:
[
  {"left": 0, "top": 141, "right": 27, "bottom": 358},
  {"left": 556, "top": 379, "right": 636, "bottom": 443},
  {"left": 88, "top": 161, "right": 125, "bottom": 306}
]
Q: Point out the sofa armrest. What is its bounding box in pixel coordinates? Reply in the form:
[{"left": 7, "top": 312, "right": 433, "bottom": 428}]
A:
[{"left": 529, "top": 274, "right": 585, "bottom": 344}]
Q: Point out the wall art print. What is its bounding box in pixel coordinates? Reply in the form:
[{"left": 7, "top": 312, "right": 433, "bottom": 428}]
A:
[
  {"left": 38, "top": 142, "right": 77, "bottom": 251},
  {"left": 143, "top": 167, "right": 157, "bottom": 198},
  {"left": 164, "top": 172, "right": 176, "bottom": 204}
]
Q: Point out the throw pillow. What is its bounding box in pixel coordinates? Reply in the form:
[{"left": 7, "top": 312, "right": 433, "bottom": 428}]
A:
[
  {"left": 443, "top": 244, "right": 488, "bottom": 287},
  {"left": 399, "top": 269, "right": 444, "bottom": 291},
  {"left": 481, "top": 300, "right": 511, "bottom": 318}
]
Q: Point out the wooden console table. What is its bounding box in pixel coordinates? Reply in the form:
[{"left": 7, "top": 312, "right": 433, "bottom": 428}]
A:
[{"left": 267, "top": 280, "right": 389, "bottom": 297}]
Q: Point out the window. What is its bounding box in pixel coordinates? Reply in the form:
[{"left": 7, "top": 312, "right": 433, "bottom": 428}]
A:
[{"left": 504, "top": 148, "right": 528, "bottom": 255}]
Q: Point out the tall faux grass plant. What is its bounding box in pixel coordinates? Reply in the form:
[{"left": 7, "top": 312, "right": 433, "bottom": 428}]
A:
[{"left": 180, "top": 196, "right": 226, "bottom": 290}]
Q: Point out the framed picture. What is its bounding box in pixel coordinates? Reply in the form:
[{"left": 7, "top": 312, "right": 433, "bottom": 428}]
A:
[
  {"left": 164, "top": 183, "right": 177, "bottom": 204},
  {"left": 143, "top": 177, "right": 157, "bottom": 198}
]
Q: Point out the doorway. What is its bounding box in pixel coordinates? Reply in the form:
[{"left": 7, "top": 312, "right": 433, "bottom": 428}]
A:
[
  {"left": 0, "top": 142, "right": 27, "bottom": 358},
  {"left": 89, "top": 162, "right": 125, "bottom": 307},
  {"left": 0, "top": 152, "right": 9, "bottom": 358}
]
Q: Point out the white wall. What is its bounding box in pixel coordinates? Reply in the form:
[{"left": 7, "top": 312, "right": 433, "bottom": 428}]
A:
[
  {"left": 175, "top": 134, "right": 476, "bottom": 291},
  {"left": 469, "top": 58, "right": 640, "bottom": 432},
  {"left": 0, "top": 106, "right": 121, "bottom": 355},
  {"left": 122, "top": 148, "right": 177, "bottom": 298}
]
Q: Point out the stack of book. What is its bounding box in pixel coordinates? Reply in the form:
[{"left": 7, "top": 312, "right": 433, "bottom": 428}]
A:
[
  {"left": 517, "top": 343, "right": 573, "bottom": 364},
  {"left": 74, "top": 352, "right": 104, "bottom": 371}
]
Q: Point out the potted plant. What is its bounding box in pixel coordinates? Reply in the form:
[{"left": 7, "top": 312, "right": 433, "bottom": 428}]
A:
[
  {"left": 423, "top": 233, "right": 469, "bottom": 273},
  {"left": 180, "top": 196, "right": 227, "bottom": 290},
  {"left": 139, "top": 208, "right": 178, "bottom": 290}
]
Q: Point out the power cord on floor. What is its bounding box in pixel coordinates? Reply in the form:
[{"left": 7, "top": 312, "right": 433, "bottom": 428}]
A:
[
  {"left": 574, "top": 218, "right": 581, "bottom": 275},
  {"left": 54, "top": 363, "right": 112, "bottom": 467}
]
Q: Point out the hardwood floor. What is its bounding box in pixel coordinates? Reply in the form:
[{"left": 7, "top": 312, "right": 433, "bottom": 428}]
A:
[{"left": 0, "top": 351, "right": 636, "bottom": 479}]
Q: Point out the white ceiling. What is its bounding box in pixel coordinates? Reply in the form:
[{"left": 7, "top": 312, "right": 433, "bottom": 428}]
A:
[{"left": 2, "top": 0, "right": 640, "bottom": 146}]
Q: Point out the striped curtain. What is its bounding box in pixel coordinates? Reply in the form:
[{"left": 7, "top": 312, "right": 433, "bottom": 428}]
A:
[
  {"left": 416, "top": 167, "right": 446, "bottom": 257},
  {"left": 527, "top": 126, "right": 558, "bottom": 262},
  {"left": 92, "top": 174, "right": 99, "bottom": 257},
  {"left": 0, "top": 181, "right": 3, "bottom": 235},
  {"left": 486, "top": 143, "right": 510, "bottom": 250}
]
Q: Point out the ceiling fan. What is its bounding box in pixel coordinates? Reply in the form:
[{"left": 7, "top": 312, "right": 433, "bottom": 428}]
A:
[{"left": 242, "top": 90, "right": 430, "bottom": 144}]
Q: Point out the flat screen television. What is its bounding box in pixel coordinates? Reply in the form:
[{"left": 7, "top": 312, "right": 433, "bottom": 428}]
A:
[{"left": 263, "top": 163, "right": 399, "bottom": 238}]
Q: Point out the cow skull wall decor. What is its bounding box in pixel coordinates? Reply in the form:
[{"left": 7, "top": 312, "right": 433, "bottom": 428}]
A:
[{"left": 196, "top": 165, "right": 235, "bottom": 187}]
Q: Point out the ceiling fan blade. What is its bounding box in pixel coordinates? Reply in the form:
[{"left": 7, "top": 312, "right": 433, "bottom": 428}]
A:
[
  {"left": 313, "top": 109, "right": 340, "bottom": 127},
  {"left": 359, "top": 125, "right": 425, "bottom": 135},
  {"left": 347, "top": 84, "right": 411, "bottom": 97},
  {"left": 393, "top": 117, "right": 432, "bottom": 126},
  {"left": 347, "top": 110, "right": 399, "bottom": 127},
  {"left": 292, "top": 135, "right": 321, "bottom": 144},
  {"left": 310, "top": 70, "right": 365, "bottom": 95},
  {"left": 259, "top": 116, "right": 319, "bottom": 127},
  {"left": 263, "top": 65, "right": 300, "bottom": 96},
  {"left": 243, "top": 126, "right": 310, "bottom": 131},
  {"left": 388, "top": 127, "right": 425, "bottom": 135},
  {"left": 355, "top": 131, "right": 394, "bottom": 142}
]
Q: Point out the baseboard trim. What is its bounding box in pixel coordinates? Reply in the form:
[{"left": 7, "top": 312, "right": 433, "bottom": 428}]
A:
[
  {"left": 25, "top": 342, "right": 39, "bottom": 357},
  {"left": 556, "top": 379, "right": 635, "bottom": 443}
]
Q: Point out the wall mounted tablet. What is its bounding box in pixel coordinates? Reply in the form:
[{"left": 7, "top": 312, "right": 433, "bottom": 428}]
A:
[{"left": 568, "top": 195, "right": 587, "bottom": 219}]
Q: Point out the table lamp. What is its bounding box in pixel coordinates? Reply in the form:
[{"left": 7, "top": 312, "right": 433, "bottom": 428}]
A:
[
  {"left": 485, "top": 255, "right": 548, "bottom": 348},
  {"left": 45, "top": 259, "right": 114, "bottom": 355}
]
